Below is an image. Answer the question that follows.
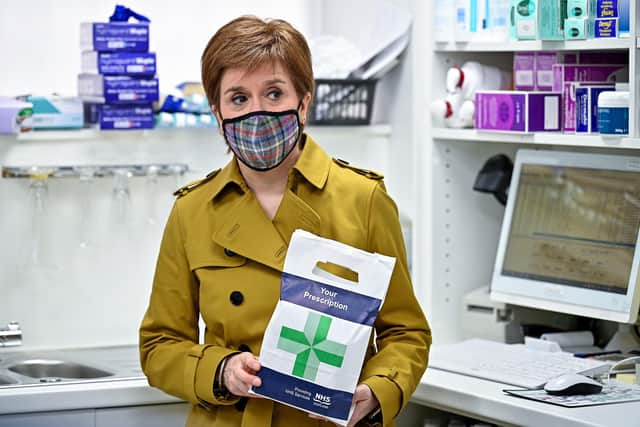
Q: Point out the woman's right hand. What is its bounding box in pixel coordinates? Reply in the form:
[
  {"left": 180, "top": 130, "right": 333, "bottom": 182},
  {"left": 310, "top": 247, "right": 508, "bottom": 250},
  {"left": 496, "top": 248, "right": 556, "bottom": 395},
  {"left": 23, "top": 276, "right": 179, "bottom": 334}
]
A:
[{"left": 222, "top": 352, "right": 262, "bottom": 397}]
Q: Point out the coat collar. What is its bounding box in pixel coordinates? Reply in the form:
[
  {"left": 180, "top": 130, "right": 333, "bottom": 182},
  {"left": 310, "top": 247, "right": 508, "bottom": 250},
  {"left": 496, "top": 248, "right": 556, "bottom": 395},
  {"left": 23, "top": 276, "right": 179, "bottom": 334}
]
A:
[
  {"left": 292, "top": 133, "right": 331, "bottom": 190},
  {"left": 208, "top": 133, "right": 331, "bottom": 201},
  {"left": 208, "top": 133, "right": 327, "bottom": 271}
]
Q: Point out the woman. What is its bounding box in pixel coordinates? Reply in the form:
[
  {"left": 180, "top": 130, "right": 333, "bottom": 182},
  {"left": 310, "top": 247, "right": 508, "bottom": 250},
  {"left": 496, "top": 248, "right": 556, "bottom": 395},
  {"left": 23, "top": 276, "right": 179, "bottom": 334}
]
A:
[{"left": 139, "top": 15, "right": 431, "bottom": 427}]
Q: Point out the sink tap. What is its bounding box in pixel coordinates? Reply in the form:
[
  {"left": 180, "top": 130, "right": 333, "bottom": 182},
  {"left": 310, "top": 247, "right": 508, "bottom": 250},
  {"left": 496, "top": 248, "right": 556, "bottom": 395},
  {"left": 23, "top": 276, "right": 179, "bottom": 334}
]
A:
[{"left": 0, "top": 322, "right": 22, "bottom": 347}]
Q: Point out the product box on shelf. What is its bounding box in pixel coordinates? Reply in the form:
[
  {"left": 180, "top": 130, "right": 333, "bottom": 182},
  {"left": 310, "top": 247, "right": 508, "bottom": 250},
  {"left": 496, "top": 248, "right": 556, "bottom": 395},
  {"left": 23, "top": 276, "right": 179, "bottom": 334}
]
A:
[
  {"left": 81, "top": 51, "right": 156, "bottom": 76},
  {"left": 512, "top": 0, "right": 537, "bottom": 39},
  {"left": 27, "top": 96, "right": 83, "bottom": 129},
  {"left": 78, "top": 74, "right": 159, "bottom": 103},
  {"left": 80, "top": 22, "right": 149, "bottom": 52},
  {"left": 594, "top": 18, "right": 618, "bottom": 37},
  {"left": 565, "top": 18, "right": 590, "bottom": 39},
  {"left": 539, "top": 0, "right": 567, "bottom": 40},
  {"left": 535, "top": 52, "right": 563, "bottom": 90},
  {"left": 553, "top": 64, "right": 626, "bottom": 131},
  {"left": 513, "top": 53, "right": 535, "bottom": 91},
  {"left": 596, "top": 0, "right": 618, "bottom": 17},
  {"left": 552, "top": 64, "right": 627, "bottom": 92},
  {"left": 99, "top": 104, "right": 154, "bottom": 130},
  {"left": 575, "top": 84, "right": 615, "bottom": 133},
  {"left": 567, "top": 0, "right": 589, "bottom": 17},
  {"left": 475, "top": 91, "right": 562, "bottom": 132}
]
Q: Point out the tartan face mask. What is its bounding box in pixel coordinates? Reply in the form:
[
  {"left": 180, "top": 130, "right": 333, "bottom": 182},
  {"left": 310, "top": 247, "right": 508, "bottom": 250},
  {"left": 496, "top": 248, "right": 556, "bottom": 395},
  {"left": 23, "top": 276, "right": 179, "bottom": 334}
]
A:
[{"left": 221, "top": 108, "right": 301, "bottom": 171}]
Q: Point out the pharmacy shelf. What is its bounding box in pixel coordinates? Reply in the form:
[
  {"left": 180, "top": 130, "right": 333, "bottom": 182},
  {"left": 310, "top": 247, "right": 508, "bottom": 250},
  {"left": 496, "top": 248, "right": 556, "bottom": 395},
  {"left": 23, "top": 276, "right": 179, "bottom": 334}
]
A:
[
  {"left": 431, "top": 128, "right": 640, "bottom": 149},
  {"left": 434, "top": 37, "right": 633, "bottom": 53},
  {"left": 11, "top": 124, "right": 392, "bottom": 143}
]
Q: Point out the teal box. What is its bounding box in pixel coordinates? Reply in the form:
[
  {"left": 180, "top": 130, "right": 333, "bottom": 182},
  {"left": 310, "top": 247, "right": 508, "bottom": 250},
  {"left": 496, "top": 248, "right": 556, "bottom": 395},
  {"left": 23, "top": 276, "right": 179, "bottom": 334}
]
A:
[
  {"left": 27, "top": 96, "right": 83, "bottom": 129},
  {"left": 539, "top": 0, "right": 567, "bottom": 40},
  {"left": 513, "top": 0, "right": 538, "bottom": 40},
  {"left": 568, "top": 0, "right": 589, "bottom": 17},
  {"left": 565, "top": 17, "right": 592, "bottom": 38}
]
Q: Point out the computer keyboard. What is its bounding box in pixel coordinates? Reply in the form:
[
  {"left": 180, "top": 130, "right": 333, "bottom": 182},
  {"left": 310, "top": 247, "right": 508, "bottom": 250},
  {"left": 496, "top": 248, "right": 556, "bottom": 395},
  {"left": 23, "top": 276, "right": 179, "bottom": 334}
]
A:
[{"left": 429, "top": 338, "right": 611, "bottom": 389}]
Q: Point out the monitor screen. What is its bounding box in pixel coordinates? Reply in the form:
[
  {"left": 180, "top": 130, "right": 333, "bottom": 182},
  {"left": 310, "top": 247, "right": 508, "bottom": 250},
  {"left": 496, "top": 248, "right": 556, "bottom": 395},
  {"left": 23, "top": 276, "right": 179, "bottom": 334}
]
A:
[{"left": 491, "top": 150, "right": 640, "bottom": 323}]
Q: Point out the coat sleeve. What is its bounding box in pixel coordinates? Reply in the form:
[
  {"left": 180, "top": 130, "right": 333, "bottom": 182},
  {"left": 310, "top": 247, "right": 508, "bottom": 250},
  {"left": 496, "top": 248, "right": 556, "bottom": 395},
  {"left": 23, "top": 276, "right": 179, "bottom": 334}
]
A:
[
  {"left": 139, "top": 201, "right": 240, "bottom": 409},
  {"left": 360, "top": 182, "right": 432, "bottom": 425}
]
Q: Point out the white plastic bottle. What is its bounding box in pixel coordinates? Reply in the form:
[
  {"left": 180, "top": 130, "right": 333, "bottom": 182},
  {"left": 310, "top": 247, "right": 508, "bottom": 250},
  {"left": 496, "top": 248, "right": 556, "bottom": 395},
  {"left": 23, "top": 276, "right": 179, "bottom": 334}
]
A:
[{"left": 446, "top": 61, "right": 511, "bottom": 100}]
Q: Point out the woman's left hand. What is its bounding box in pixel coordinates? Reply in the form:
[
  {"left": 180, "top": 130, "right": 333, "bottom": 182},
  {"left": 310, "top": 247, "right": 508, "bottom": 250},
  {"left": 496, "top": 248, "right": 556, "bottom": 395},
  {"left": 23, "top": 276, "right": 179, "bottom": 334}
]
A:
[
  {"left": 308, "top": 383, "right": 379, "bottom": 426},
  {"left": 346, "top": 384, "right": 379, "bottom": 427}
]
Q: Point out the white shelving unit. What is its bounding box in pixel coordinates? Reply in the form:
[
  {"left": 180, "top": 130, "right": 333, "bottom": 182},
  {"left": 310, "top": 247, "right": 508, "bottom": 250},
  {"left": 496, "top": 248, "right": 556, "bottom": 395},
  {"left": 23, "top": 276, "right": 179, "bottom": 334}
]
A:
[
  {"left": 416, "top": 1, "right": 640, "bottom": 345},
  {"left": 432, "top": 128, "right": 640, "bottom": 149},
  {"left": 434, "top": 37, "right": 633, "bottom": 52}
]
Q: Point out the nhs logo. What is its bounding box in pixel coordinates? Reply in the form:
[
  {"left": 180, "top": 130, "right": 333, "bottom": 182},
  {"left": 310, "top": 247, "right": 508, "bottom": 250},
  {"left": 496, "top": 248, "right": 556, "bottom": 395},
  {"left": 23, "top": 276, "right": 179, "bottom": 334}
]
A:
[{"left": 313, "top": 393, "right": 332, "bottom": 406}]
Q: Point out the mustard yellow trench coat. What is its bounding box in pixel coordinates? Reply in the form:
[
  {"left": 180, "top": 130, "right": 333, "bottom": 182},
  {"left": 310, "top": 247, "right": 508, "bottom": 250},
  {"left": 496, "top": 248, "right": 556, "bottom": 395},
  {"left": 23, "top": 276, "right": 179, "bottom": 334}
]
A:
[{"left": 139, "top": 134, "right": 431, "bottom": 427}]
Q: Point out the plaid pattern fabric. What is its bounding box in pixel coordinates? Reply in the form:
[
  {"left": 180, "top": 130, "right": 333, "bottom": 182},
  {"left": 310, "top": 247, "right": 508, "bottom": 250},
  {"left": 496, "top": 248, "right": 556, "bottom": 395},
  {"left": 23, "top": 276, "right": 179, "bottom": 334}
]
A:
[{"left": 223, "top": 110, "right": 300, "bottom": 171}]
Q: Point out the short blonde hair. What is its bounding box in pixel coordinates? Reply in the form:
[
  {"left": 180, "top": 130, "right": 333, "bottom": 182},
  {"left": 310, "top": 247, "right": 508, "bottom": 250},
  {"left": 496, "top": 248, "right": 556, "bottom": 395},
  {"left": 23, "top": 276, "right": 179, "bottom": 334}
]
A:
[{"left": 201, "top": 16, "right": 315, "bottom": 112}]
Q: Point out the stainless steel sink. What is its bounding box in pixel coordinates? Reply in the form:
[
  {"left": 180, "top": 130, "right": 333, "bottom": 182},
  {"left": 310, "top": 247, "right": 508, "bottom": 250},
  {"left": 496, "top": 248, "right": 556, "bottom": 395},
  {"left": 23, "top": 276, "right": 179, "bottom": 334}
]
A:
[
  {"left": 8, "top": 359, "right": 113, "bottom": 380},
  {"left": 0, "top": 346, "right": 142, "bottom": 388}
]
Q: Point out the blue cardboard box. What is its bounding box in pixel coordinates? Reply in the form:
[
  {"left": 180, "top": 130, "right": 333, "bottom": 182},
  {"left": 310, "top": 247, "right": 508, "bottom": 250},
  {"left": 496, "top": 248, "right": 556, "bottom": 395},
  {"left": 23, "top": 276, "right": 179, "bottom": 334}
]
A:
[
  {"left": 575, "top": 85, "right": 615, "bottom": 133},
  {"left": 80, "top": 22, "right": 149, "bottom": 52},
  {"left": 82, "top": 52, "right": 156, "bottom": 76},
  {"left": 78, "top": 74, "right": 159, "bottom": 103},
  {"left": 99, "top": 104, "right": 154, "bottom": 130}
]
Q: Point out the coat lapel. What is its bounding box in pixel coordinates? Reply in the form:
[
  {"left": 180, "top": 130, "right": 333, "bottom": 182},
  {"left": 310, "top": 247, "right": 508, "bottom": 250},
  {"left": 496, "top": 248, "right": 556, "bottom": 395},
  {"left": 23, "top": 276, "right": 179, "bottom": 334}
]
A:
[
  {"left": 272, "top": 188, "right": 321, "bottom": 245},
  {"left": 212, "top": 192, "right": 288, "bottom": 272}
]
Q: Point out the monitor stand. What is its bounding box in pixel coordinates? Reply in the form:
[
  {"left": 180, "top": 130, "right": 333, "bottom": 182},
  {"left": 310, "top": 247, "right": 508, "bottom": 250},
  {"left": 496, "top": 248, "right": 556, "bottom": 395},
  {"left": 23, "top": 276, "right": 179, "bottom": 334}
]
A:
[{"left": 604, "top": 323, "right": 640, "bottom": 353}]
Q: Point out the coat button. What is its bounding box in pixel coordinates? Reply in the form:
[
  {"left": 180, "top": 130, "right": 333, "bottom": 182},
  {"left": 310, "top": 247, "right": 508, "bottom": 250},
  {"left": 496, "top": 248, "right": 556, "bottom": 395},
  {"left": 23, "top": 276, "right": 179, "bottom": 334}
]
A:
[
  {"left": 238, "top": 344, "right": 251, "bottom": 353},
  {"left": 230, "top": 291, "right": 244, "bottom": 306},
  {"left": 224, "top": 248, "right": 237, "bottom": 257}
]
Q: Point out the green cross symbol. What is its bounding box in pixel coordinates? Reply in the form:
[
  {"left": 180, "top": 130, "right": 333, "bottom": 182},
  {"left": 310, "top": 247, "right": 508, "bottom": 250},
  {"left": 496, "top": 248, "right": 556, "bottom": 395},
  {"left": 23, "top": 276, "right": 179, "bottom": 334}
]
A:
[{"left": 278, "top": 312, "right": 347, "bottom": 381}]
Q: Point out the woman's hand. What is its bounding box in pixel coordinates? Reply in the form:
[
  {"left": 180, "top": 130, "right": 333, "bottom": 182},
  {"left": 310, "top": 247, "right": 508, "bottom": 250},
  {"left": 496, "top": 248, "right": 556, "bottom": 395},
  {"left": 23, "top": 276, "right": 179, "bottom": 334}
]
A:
[
  {"left": 222, "top": 352, "right": 262, "bottom": 397},
  {"left": 308, "top": 384, "right": 379, "bottom": 426},
  {"left": 347, "top": 384, "right": 379, "bottom": 427}
]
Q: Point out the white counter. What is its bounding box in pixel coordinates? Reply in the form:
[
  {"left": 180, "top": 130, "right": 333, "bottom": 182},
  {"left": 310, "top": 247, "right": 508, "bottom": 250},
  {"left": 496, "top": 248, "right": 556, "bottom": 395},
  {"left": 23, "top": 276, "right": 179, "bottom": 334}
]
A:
[
  {"left": 414, "top": 368, "right": 639, "bottom": 427},
  {"left": 0, "top": 345, "right": 179, "bottom": 415},
  {"left": 0, "top": 377, "right": 179, "bottom": 415}
]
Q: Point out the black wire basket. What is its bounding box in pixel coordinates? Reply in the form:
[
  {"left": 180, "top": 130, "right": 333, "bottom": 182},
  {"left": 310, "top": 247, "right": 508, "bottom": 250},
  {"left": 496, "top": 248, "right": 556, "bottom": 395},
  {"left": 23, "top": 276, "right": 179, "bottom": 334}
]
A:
[{"left": 308, "top": 79, "right": 378, "bottom": 125}]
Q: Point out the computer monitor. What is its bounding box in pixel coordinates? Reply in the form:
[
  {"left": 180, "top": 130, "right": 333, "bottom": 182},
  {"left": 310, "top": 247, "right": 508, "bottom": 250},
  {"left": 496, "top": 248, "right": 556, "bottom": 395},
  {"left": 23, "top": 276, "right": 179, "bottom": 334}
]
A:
[{"left": 491, "top": 149, "right": 640, "bottom": 324}]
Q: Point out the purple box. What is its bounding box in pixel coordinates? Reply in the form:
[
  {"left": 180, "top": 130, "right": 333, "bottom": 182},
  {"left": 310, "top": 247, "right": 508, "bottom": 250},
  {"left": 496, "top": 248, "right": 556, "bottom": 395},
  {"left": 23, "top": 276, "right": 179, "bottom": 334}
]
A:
[
  {"left": 552, "top": 64, "right": 626, "bottom": 92},
  {"left": 575, "top": 51, "right": 627, "bottom": 64},
  {"left": 80, "top": 22, "right": 149, "bottom": 52},
  {"left": 475, "top": 91, "right": 562, "bottom": 132},
  {"left": 81, "top": 52, "right": 156, "bottom": 76},
  {"left": 535, "top": 53, "right": 558, "bottom": 91},
  {"left": 575, "top": 85, "right": 615, "bottom": 133},
  {"left": 514, "top": 53, "right": 535, "bottom": 91},
  {"left": 99, "top": 104, "right": 154, "bottom": 130},
  {"left": 78, "top": 74, "right": 159, "bottom": 103}
]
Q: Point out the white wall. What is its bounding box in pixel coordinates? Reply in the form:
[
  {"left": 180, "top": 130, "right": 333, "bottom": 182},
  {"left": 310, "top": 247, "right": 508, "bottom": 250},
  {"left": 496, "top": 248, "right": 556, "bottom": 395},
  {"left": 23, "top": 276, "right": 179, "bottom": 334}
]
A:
[
  {"left": 0, "top": 0, "right": 320, "bottom": 350},
  {"left": 0, "top": 0, "right": 417, "bottom": 351},
  {"left": 0, "top": 0, "right": 321, "bottom": 95}
]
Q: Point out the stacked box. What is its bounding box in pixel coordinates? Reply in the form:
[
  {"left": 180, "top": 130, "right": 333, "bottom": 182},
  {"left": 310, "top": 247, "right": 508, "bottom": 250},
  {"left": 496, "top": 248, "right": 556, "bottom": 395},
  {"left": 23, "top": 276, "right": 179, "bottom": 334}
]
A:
[
  {"left": 552, "top": 64, "right": 626, "bottom": 131},
  {"left": 475, "top": 91, "right": 562, "bottom": 133},
  {"left": 575, "top": 84, "right": 615, "bottom": 133},
  {"left": 78, "top": 21, "right": 157, "bottom": 130}
]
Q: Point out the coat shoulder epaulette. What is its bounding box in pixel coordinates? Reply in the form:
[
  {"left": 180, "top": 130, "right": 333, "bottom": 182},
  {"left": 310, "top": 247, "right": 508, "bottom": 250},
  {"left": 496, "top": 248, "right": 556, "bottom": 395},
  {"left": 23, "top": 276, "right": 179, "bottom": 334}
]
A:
[
  {"left": 332, "top": 158, "right": 384, "bottom": 180},
  {"left": 173, "top": 169, "right": 221, "bottom": 198}
]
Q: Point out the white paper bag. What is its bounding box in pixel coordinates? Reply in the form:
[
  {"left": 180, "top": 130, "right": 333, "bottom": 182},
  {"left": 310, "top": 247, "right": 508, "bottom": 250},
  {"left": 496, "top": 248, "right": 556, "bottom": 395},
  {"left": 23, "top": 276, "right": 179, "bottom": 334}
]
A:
[{"left": 252, "top": 229, "right": 395, "bottom": 425}]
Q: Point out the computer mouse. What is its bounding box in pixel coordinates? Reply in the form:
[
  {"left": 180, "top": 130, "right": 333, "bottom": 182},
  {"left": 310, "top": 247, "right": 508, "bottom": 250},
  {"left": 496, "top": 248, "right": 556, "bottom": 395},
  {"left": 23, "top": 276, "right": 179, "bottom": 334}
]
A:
[{"left": 543, "top": 373, "right": 603, "bottom": 396}]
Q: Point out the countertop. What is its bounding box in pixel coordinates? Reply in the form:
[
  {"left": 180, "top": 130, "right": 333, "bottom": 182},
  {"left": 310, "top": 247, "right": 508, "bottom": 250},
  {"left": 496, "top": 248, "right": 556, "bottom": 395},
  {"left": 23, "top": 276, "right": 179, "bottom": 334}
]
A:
[
  {"left": 414, "top": 367, "right": 640, "bottom": 427},
  {"left": 0, "top": 345, "right": 180, "bottom": 415}
]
